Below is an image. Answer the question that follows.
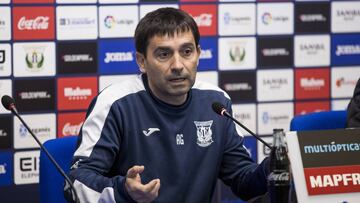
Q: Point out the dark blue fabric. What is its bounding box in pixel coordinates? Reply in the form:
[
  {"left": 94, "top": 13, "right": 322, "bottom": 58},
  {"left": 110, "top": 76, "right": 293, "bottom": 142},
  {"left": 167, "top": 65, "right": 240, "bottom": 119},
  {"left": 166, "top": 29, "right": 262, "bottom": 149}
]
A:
[
  {"left": 68, "top": 75, "right": 269, "bottom": 202},
  {"left": 290, "top": 110, "right": 347, "bottom": 131},
  {"left": 40, "top": 136, "right": 78, "bottom": 203}
]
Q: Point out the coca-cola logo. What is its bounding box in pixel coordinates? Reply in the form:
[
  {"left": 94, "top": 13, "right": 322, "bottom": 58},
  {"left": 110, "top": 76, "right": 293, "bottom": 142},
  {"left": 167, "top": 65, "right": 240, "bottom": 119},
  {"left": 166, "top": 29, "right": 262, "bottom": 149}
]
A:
[
  {"left": 62, "top": 122, "right": 83, "bottom": 136},
  {"left": 18, "top": 16, "right": 49, "bottom": 30},
  {"left": 193, "top": 13, "right": 212, "bottom": 27},
  {"left": 268, "top": 171, "right": 290, "bottom": 182}
]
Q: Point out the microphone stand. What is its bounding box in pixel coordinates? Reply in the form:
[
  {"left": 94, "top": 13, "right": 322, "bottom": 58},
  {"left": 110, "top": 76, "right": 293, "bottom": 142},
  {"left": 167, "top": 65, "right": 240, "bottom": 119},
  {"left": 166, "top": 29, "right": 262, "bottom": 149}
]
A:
[
  {"left": 222, "top": 110, "right": 273, "bottom": 149},
  {"left": 10, "top": 107, "right": 80, "bottom": 203}
]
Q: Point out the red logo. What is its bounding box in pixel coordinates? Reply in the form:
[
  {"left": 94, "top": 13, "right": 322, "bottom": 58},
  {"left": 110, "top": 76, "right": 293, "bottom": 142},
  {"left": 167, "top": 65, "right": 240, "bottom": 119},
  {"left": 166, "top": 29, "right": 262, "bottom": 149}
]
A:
[
  {"left": 13, "top": 0, "right": 54, "bottom": 3},
  {"left": 180, "top": 4, "right": 217, "bottom": 36},
  {"left": 57, "top": 77, "right": 98, "bottom": 111},
  {"left": 295, "top": 68, "right": 330, "bottom": 100},
  {"left": 13, "top": 7, "right": 55, "bottom": 40},
  {"left": 57, "top": 112, "right": 86, "bottom": 138},
  {"left": 295, "top": 101, "right": 330, "bottom": 116},
  {"left": 304, "top": 165, "right": 360, "bottom": 195}
]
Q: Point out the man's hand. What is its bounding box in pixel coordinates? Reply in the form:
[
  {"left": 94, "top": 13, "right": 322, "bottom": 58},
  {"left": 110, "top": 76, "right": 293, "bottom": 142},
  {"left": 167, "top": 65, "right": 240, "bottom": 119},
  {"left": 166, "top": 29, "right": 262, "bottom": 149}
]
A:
[{"left": 125, "top": 165, "right": 161, "bottom": 203}]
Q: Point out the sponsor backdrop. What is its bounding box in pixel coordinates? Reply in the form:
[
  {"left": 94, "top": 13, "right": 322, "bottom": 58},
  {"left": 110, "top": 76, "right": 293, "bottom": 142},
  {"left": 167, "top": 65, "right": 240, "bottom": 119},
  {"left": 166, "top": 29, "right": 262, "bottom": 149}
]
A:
[{"left": 0, "top": 0, "right": 359, "bottom": 202}]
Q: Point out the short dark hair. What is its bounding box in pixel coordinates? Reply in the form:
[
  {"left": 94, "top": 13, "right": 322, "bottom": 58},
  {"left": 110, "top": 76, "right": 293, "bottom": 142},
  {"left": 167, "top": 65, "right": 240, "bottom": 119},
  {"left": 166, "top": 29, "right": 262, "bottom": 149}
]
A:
[{"left": 134, "top": 7, "right": 200, "bottom": 56}]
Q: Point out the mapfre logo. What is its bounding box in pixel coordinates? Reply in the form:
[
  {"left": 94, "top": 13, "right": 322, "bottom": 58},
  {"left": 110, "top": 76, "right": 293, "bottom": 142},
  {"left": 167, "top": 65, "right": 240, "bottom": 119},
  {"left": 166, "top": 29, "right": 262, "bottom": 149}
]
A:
[
  {"left": 295, "top": 68, "right": 330, "bottom": 99},
  {"left": 58, "top": 77, "right": 98, "bottom": 111},
  {"left": 58, "top": 112, "right": 85, "bottom": 138},
  {"left": 13, "top": 7, "right": 54, "bottom": 40},
  {"left": 181, "top": 4, "right": 217, "bottom": 36}
]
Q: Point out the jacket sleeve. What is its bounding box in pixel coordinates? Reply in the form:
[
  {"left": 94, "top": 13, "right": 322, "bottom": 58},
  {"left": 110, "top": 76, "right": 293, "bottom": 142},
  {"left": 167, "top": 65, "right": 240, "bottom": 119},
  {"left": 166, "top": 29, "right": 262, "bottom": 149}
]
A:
[
  {"left": 347, "top": 78, "right": 360, "bottom": 128},
  {"left": 218, "top": 101, "right": 269, "bottom": 201},
  {"left": 64, "top": 95, "right": 135, "bottom": 203}
]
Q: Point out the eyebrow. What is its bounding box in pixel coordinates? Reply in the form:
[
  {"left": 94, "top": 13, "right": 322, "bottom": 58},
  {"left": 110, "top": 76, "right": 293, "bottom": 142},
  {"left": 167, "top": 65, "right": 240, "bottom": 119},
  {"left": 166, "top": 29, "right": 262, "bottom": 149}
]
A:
[{"left": 153, "top": 43, "right": 196, "bottom": 52}]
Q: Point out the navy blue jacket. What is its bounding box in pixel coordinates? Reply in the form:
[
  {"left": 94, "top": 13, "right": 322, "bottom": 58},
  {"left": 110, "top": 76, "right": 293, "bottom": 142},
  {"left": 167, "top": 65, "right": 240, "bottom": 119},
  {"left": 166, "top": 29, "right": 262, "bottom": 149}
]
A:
[
  {"left": 67, "top": 74, "right": 269, "bottom": 203},
  {"left": 347, "top": 78, "right": 360, "bottom": 128}
]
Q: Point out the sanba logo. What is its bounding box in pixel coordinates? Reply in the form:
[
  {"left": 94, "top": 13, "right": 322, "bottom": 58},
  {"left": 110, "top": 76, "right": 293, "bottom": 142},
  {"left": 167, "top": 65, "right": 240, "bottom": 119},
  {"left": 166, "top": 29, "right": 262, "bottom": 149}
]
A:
[
  {"left": 193, "top": 13, "right": 212, "bottom": 27},
  {"left": 263, "top": 78, "right": 288, "bottom": 89},
  {"left": 336, "top": 44, "right": 360, "bottom": 56},
  {"left": 18, "top": 16, "right": 49, "bottom": 30},
  {"left": 300, "top": 43, "right": 324, "bottom": 54},
  {"left": 337, "top": 9, "right": 360, "bottom": 20},
  {"left": 64, "top": 87, "right": 92, "bottom": 100},
  {"left": 104, "top": 52, "right": 133, "bottom": 63},
  {"left": 63, "top": 122, "right": 83, "bottom": 136},
  {"left": 18, "top": 91, "right": 50, "bottom": 99},
  {"left": 234, "top": 112, "right": 250, "bottom": 120},
  {"left": 301, "top": 78, "right": 324, "bottom": 90}
]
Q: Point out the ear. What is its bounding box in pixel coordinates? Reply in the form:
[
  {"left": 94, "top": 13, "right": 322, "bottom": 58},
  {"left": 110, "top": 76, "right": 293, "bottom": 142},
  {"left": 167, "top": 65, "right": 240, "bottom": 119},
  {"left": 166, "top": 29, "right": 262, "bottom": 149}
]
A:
[
  {"left": 136, "top": 52, "right": 146, "bottom": 73},
  {"left": 196, "top": 45, "right": 201, "bottom": 66}
]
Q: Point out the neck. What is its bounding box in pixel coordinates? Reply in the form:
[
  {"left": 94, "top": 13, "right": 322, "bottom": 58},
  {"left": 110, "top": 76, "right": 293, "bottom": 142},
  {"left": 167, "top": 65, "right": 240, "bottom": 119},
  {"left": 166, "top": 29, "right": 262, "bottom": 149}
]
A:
[{"left": 142, "top": 74, "right": 189, "bottom": 106}]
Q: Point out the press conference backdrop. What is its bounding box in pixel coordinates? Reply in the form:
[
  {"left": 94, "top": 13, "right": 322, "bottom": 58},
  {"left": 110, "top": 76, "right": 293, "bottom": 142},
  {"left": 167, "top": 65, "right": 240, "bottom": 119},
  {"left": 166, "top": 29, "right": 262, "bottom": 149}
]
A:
[{"left": 0, "top": 0, "right": 359, "bottom": 202}]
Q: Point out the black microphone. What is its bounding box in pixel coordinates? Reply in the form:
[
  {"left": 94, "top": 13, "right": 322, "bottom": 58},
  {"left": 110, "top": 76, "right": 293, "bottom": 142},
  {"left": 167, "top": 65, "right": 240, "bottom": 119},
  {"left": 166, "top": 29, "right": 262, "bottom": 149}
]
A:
[
  {"left": 1, "top": 95, "right": 79, "bottom": 203},
  {"left": 212, "top": 102, "right": 272, "bottom": 149}
]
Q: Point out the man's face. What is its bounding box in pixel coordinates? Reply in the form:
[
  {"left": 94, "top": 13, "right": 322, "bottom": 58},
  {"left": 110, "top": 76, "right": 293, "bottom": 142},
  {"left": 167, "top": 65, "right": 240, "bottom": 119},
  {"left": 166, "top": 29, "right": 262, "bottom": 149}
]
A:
[{"left": 136, "top": 30, "right": 200, "bottom": 105}]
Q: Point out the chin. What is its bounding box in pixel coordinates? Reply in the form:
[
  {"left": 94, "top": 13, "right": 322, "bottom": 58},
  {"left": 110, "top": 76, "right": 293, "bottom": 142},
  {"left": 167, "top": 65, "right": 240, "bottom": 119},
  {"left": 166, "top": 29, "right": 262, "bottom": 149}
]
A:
[{"left": 169, "top": 87, "right": 190, "bottom": 96}]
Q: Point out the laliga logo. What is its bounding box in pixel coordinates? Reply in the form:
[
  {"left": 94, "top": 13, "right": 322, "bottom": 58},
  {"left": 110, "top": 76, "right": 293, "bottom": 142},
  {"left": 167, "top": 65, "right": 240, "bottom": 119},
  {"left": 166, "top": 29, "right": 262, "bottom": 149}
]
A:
[
  {"left": 104, "top": 15, "right": 116, "bottom": 29},
  {"left": 262, "top": 12, "right": 272, "bottom": 25},
  {"left": 18, "top": 16, "right": 49, "bottom": 30}
]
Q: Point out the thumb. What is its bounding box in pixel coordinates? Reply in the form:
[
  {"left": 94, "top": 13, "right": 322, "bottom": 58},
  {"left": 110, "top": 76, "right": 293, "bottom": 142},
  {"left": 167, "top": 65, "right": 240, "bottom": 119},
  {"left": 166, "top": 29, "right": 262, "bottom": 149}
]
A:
[{"left": 126, "top": 165, "right": 145, "bottom": 179}]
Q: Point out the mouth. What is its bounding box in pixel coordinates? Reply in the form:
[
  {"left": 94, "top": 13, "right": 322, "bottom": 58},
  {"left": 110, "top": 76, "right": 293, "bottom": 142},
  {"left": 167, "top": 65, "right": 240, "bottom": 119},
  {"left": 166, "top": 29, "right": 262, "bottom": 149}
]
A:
[
  {"left": 168, "top": 77, "right": 187, "bottom": 83},
  {"left": 170, "top": 78, "right": 186, "bottom": 82}
]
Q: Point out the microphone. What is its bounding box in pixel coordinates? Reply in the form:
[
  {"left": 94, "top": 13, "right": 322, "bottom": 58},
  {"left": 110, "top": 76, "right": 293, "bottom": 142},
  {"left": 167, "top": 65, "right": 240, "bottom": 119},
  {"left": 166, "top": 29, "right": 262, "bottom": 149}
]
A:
[
  {"left": 212, "top": 102, "right": 272, "bottom": 149},
  {"left": 1, "top": 95, "right": 79, "bottom": 203}
]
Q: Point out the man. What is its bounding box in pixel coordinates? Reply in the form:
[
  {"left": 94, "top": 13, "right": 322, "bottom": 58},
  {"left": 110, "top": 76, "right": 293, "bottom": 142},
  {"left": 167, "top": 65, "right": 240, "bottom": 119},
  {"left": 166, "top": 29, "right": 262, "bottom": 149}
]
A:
[
  {"left": 66, "top": 7, "right": 269, "bottom": 203},
  {"left": 347, "top": 78, "right": 360, "bottom": 127}
]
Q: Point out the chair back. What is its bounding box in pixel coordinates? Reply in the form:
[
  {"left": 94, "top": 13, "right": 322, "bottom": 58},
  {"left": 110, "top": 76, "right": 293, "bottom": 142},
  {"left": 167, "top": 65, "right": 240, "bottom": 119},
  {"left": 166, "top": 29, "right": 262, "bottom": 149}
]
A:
[
  {"left": 290, "top": 110, "right": 347, "bottom": 131},
  {"left": 40, "top": 136, "right": 78, "bottom": 203}
]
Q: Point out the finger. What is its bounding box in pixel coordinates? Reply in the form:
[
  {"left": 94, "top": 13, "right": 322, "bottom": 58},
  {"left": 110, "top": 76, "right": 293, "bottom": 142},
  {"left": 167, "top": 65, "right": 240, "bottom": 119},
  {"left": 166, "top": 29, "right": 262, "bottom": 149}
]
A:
[
  {"left": 150, "top": 179, "right": 161, "bottom": 197},
  {"left": 127, "top": 165, "right": 144, "bottom": 179},
  {"left": 142, "top": 179, "right": 159, "bottom": 193}
]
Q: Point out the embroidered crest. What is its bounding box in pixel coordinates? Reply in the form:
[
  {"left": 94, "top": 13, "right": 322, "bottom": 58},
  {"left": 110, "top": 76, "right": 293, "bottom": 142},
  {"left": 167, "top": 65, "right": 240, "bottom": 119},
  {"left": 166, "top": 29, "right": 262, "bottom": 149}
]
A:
[{"left": 194, "top": 120, "right": 214, "bottom": 147}]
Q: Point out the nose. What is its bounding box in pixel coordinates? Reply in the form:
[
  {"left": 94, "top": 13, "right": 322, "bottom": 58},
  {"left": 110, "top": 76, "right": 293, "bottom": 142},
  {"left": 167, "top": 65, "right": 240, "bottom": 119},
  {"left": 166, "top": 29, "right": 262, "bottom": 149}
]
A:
[{"left": 170, "top": 53, "right": 184, "bottom": 73}]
